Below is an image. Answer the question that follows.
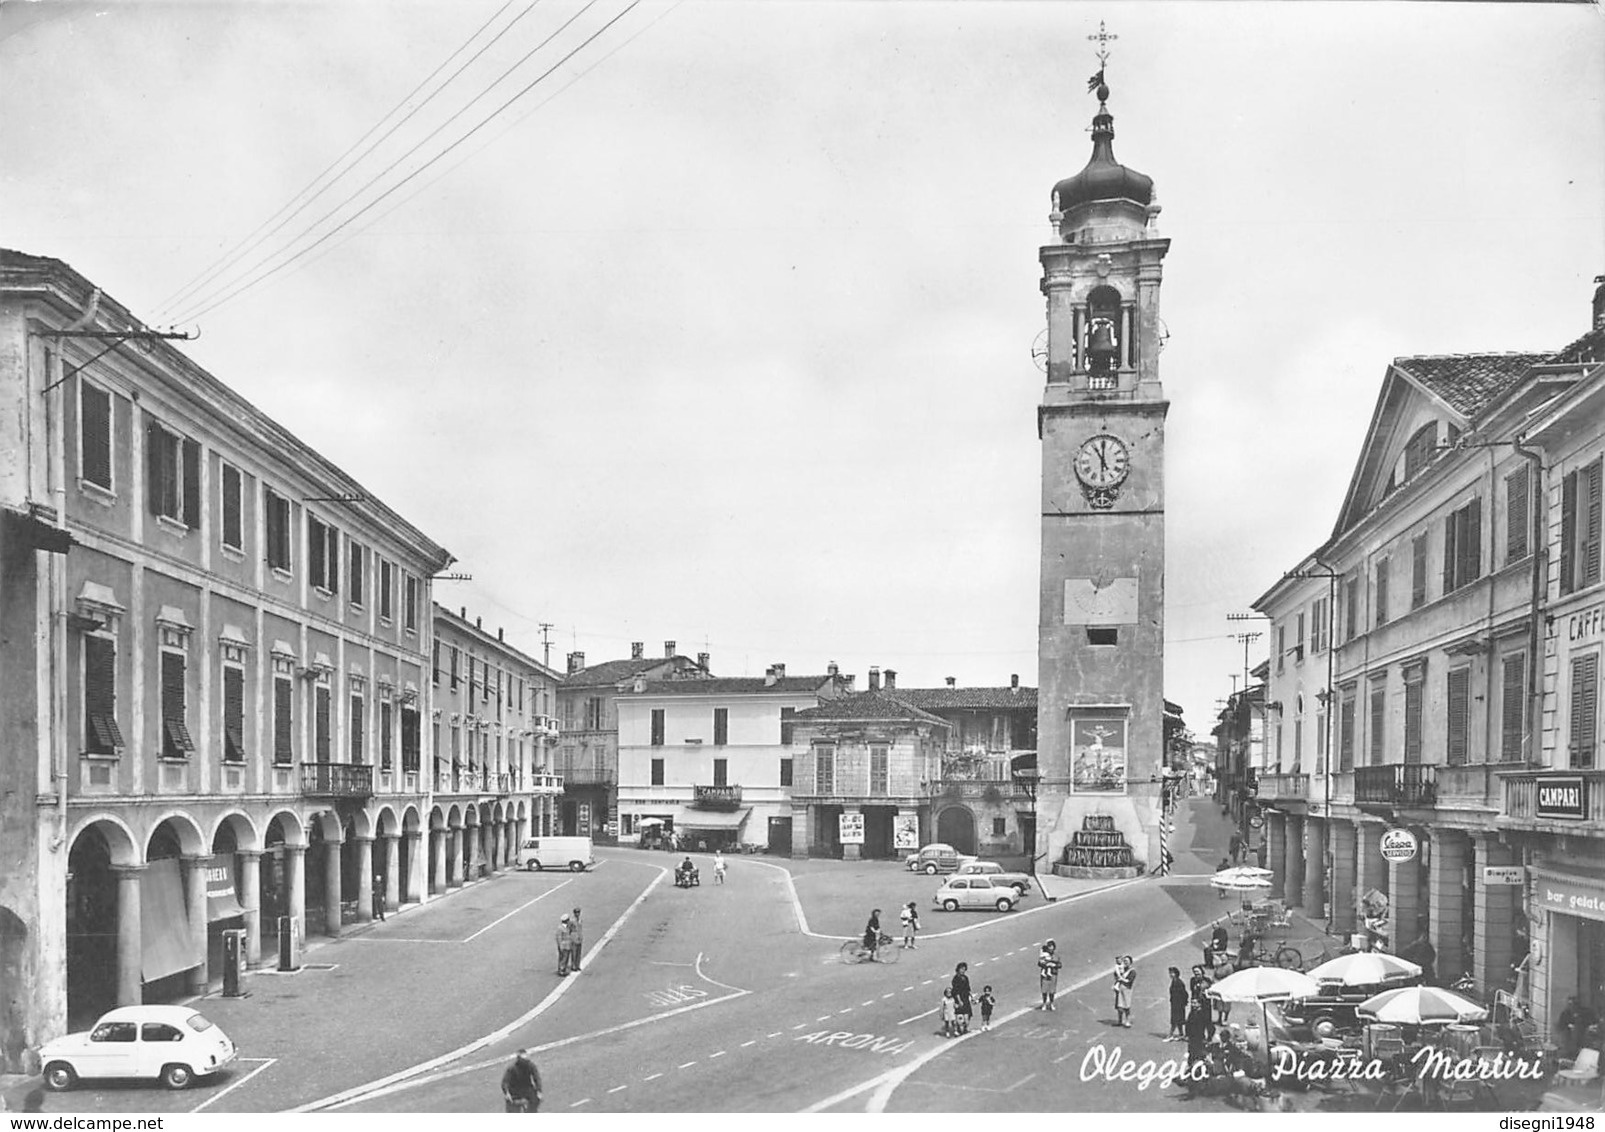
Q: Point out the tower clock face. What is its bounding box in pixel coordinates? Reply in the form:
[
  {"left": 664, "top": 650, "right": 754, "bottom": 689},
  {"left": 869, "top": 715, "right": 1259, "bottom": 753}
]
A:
[{"left": 1073, "top": 434, "right": 1130, "bottom": 488}]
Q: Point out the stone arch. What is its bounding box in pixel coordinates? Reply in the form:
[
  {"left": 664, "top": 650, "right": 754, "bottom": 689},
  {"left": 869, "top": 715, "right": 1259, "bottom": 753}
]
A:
[
  {"left": 446, "top": 804, "right": 463, "bottom": 830},
  {"left": 492, "top": 800, "right": 505, "bottom": 824},
  {"left": 66, "top": 819, "right": 138, "bottom": 1025},
  {"left": 66, "top": 813, "right": 141, "bottom": 867},
  {"left": 263, "top": 808, "right": 306, "bottom": 849},
  {"left": 936, "top": 805, "right": 977, "bottom": 856},
  {"left": 210, "top": 811, "right": 261, "bottom": 854},
  {"left": 346, "top": 805, "right": 375, "bottom": 841},
  {"left": 375, "top": 806, "right": 400, "bottom": 838},
  {"left": 428, "top": 805, "right": 445, "bottom": 833},
  {"left": 464, "top": 806, "right": 481, "bottom": 829},
  {"left": 146, "top": 811, "right": 206, "bottom": 860},
  {"left": 403, "top": 805, "right": 422, "bottom": 834}
]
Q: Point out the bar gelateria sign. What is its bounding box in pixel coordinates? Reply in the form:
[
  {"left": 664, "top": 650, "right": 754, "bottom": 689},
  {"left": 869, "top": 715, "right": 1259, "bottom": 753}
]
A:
[{"left": 1537, "top": 876, "right": 1605, "bottom": 923}]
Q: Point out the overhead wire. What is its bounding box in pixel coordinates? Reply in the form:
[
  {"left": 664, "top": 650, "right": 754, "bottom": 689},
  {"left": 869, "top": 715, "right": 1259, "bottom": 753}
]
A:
[
  {"left": 153, "top": 0, "right": 527, "bottom": 323},
  {"left": 170, "top": 0, "right": 642, "bottom": 326}
]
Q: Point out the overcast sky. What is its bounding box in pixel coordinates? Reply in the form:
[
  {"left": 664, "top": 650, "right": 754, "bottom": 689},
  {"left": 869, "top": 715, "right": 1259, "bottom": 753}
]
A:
[{"left": 4, "top": 1, "right": 1601, "bottom": 734}]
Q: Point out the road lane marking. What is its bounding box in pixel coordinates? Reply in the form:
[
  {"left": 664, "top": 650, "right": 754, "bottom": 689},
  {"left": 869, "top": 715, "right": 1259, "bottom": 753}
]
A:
[
  {"left": 862, "top": 1000, "right": 876, "bottom": 1006},
  {"left": 897, "top": 1007, "right": 939, "bottom": 1026},
  {"left": 903, "top": 986, "right": 914, "bottom": 992},
  {"left": 921, "top": 979, "right": 934, "bottom": 985},
  {"left": 710, "top": 1051, "right": 726, "bottom": 1058},
  {"left": 792, "top": 1023, "right": 808, "bottom": 1030},
  {"left": 460, "top": 880, "right": 574, "bottom": 943},
  {"left": 645, "top": 1073, "right": 663, "bottom": 1081},
  {"left": 678, "top": 1061, "right": 697, "bottom": 1069},
  {"left": 303, "top": 861, "right": 677, "bottom": 1112},
  {"left": 570, "top": 1099, "right": 590, "bottom": 1108},
  {"left": 741, "top": 1041, "right": 757, "bottom": 1048},
  {"left": 608, "top": 1085, "right": 628, "bottom": 1094},
  {"left": 881, "top": 993, "right": 894, "bottom": 999},
  {"left": 769, "top": 1032, "right": 783, "bottom": 1038},
  {"left": 837, "top": 1008, "right": 853, "bottom": 1015},
  {"left": 190, "top": 1057, "right": 276, "bottom": 1113},
  {"left": 803, "top": 916, "right": 1215, "bottom": 1114}
]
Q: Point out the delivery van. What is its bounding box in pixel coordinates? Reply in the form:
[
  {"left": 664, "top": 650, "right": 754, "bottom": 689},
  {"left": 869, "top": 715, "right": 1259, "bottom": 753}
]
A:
[{"left": 518, "top": 836, "right": 595, "bottom": 872}]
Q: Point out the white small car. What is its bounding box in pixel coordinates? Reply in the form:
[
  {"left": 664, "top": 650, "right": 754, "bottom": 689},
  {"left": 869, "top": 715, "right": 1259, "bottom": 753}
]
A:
[
  {"left": 932, "top": 874, "right": 1020, "bottom": 913},
  {"left": 954, "top": 860, "right": 1033, "bottom": 897},
  {"left": 39, "top": 1005, "right": 237, "bottom": 1091}
]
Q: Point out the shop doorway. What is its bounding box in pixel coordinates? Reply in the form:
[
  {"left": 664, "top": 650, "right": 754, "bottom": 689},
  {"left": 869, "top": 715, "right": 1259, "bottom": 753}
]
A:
[{"left": 937, "top": 805, "right": 977, "bottom": 855}]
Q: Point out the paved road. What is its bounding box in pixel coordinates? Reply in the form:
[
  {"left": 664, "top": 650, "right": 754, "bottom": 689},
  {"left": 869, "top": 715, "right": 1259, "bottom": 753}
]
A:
[{"left": 18, "top": 793, "right": 1250, "bottom": 1113}]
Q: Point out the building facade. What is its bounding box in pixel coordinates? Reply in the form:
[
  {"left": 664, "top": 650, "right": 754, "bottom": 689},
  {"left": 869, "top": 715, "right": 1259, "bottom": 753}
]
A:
[
  {"left": 615, "top": 663, "right": 844, "bottom": 852},
  {"left": 429, "top": 605, "right": 563, "bottom": 887},
  {"left": 1253, "top": 286, "right": 1605, "bottom": 1035},
  {"left": 0, "top": 250, "right": 452, "bottom": 1068},
  {"left": 556, "top": 642, "right": 706, "bottom": 843}
]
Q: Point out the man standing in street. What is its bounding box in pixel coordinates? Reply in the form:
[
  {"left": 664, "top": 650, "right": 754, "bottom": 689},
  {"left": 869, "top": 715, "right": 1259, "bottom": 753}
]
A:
[
  {"left": 372, "top": 874, "right": 386, "bottom": 922},
  {"left": 554, "top": 915, "right": 572, "bottom": 976},
  {"left": 501, "top": 1048, "right": 542, "bottom": 1112},
  {"left": 568, "top": 908, "right": 584, "bottom": 973}
]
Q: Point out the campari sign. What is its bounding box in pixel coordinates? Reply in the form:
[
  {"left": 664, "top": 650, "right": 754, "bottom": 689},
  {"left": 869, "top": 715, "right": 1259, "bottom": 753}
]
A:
[{"left": 1535, "top": 775, "right": 1586, "bottom": 820}]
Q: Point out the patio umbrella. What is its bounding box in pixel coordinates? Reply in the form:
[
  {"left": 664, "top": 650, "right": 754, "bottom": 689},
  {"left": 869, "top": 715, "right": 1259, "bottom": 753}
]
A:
[
  {"left": 1207, "top": 966, "right": 1321, "bottom": 1071},
  {"left": 1307, "top": 952, "right": 1423, "bottom": 987},
  {"left": 1210, "top": 870, "right": 1274, "bottom": 892},
  {"left": 1356, "top": 985, "right": 1488, "bottom": 1025}
]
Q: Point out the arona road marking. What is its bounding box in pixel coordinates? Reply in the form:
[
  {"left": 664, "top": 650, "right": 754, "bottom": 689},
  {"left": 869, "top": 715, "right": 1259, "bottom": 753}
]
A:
[{"left": 792, "top": 1031, "right": 914, "bottom": 1055}]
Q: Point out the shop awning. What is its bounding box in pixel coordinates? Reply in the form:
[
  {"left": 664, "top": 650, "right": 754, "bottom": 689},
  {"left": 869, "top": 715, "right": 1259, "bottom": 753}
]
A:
[
  {"left": 677, "top": 807, "right": 751, "bottom": 832},
  {"left": 141, "top": 856, "right": 196, "bottom": 982},
  {"left": 205, "top": 853, "right": 245, "bottom": 921}
]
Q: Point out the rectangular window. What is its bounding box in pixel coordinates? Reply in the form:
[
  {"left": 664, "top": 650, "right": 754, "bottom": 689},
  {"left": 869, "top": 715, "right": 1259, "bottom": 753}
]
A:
[
  {"left": 1375, "top": 557, "right": 1390, "bottom": 627},
  {"left": 779, "top": 757, "right": 793, "bottom": 787},
  {"left": 585, "top": 696, "right": 603, "bottom": 730},
  {"left": 1294, "top": 612, "right": 1305, "bottom": 659},
  {"left": 713, "top": 758, "right": 728, "bottom": 787},
  {"left": 449, "top": 647, "right": 460, "bottom": 690},
  {"left": 314, "top": 685, "right": 331, "bottom": 761},
  {"left": 1443, "top": 498, "right": 1483, "bottom": 594},
  {"left": 1344, "top": 577, "right": 1359, "bottom": 643},
  {"left": 1293, "top": 719, "right": 1303, "bottom": 769},
  {"left": 80, "top": 381, "right": 112, "bottom": 490},
  {"left": 381, "top": 702, "right": 394, "bottom": 770},
  {"left": 1570, "top": 654, "right": 1598, "bottom": 770},
  {"left": 815, "top": 747, "right": 835, "bottom": 795},
  {"left": 145, "top": 420, "right": 199, "bottom": 526},
  {"left": 1311, "top": 598, "right": 1327, "bottom": 654},
  {"left": 650, "top": 709, "right": 665, "bottom": 746},
  {"left": 350, "top": 693, "right": 365, "bottom": 764},
  {"left": 650, "top": 757, "right": 664, "bottom": 786},
  {"left": 379, "top": 560, "right": 394, "bottom": 620},
  {"left": 273, "top": 676, "right": 294, "bottom": 764},
  {"left": 432, "top": 642, "right": 440, "bottom": 686},
  {"left": 992, "top": 817, "right": 1007, "bottom": 837},
  {"left": 780, "top": 706, "right": 795, "bottom": 745},
  {"left": 223, "top": 665, "right": 245, "bottom": 762},
  {"left": 1411, "top": 533, "right": 1428, "bottom": 610},
  {"left": 401, "top": 706, "right": 420, "bottom": 773},
  {"left": 869, "top": 745, "right": 888, "bottom": 795},
  {"left": 1338, "top": 689, "right": 1356, "bottom": 773},
  {"left": 1446, "top": 666, "right": 1471, "bottom": 767},
  {"left": 83, "top": 634, "right": 123, "bottom": 754},
  {"left": 1403, "top": 665, "right": 1425, "bottom": 765},
  {"left": 348, "top": 542, "right": 365, "bottom": 607},
  {"left": 160, "top": 651, "right": 193, "bottom": 758},
  {"left": 265, "top": 488, "right": 291, "bottom": 572},
  {"left": 1501, "top": 652, "right": 1526, "bottom": 762},
  {"left": 713, "top": 707, "right": 729, "bottom": 746},
  {"left": 1403, "top": 424, "right": 1436, "bottom": 480},
  {"left": 1276, "top": 624, "right": 1286, "bottom": 674},
  {"left": 1369, "top": 678, "right": 1387, "bottom": 767},
  {"left": 1561, "top": 458, "right": 1604, "bottom": 596},
  {"left": 221, "top": 464, "right": 243, "bottom": 550},
  {"left": 307, "top": 515, "right": 340, "bottom": 592},
  {"left": 404, "top": 575, "right": 418, "bottom": 632},
  {"left": 1315, "top": 708, "right": 1326, "bottom": 773},
  {"left": 1506, "top": 466, "right": 1531, "bottom": 564}
]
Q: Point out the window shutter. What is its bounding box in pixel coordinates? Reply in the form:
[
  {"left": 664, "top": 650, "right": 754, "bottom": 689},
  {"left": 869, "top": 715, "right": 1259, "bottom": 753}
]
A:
[
  {"left": 1375, "top": 561, "right": 1389, "bottom": 626},
  {"left": 349, "top": 543, "right": 363, "bottom": 603},
  {"left": 381, "top": 702, "right": 393, "bottom": 769},
  {"left": 1345, "top": 579, "right": 1358, "bottom": 643},
  {"left": 224, "top": 666, "right": 244, "bottom": 761},
  {"left": 1572, "top": 655, "right": 1598, "bottom": 770},
  {"left": 1561, "top": 471, "right": 1578, "bottom": 594},
  {"left": 1404, "top": 674, "right": 1423, "bottom": 765},
  {"left": 160, "top": 652, "right": 193, "bottom": 755},
  {"left": 1442, "top": 513, "right": 1456, "bottom": 594},
  {"left": 313, "top": 686, "right": 330, "bottom": 761},
  {"left": 1464, "top": 498, "right": 1482, "bottom": 585},
  {"left": 1501, "top": 653, "right": 1525, "bottom": 762},
  {"left": 181, "top": 438, "right": 200, "bottom": 527},
  {"left": 1446, "top": 668, "right": 1470, "bottom": 767},
  {"left": 84, "top": 635, "right": 123, "bottom": 752},
  {"left": 308, "top": 517, "right": 325, "bottom": 589},
  {"left": 327, "top": 530, "right": 339, "bottom": 594},
  {"left": 1339, "top": 695, "right": 1355, "bottom": 772},
  {"left": 1369, "top": 683, "right": 1386, "bottom": 766},
  {"left": 81, "top": 383, "right": 112, "bottom": 488},
  {"left": 1412, "top": 534, "right": 1428, "bottom": 608},
  {"left": 351, "top": 695, "right": 364, "bottom": 763},
  {"left": 222, "top": 465, "right": 242, "bottom": 548},
  {"left": 1585, "top": 460, "right": 1603, "bottom": 588},
  {"left": 145, "top": 421, "right": 163, "bottom": 516},
  {"left": 274, "top": 677, "right": 293, "bottom": 763},
  {"left": 1506, "top": 467, "right": 1529, "bottom": 563}
]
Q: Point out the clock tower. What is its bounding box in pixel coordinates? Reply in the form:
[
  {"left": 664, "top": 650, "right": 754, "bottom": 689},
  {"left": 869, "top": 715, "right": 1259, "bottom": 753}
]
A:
[{"left": 1035, "top": 34, "right": 1170, "bottom": 876}]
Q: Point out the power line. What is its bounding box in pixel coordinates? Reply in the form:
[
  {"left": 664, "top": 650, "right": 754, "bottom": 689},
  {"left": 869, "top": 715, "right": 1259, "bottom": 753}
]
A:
[
  {"left": 153, "top": 0, "right": 527, "bottom": 322},
  {"left": 171, "top": 0, "right": 639, "bottom": 326}
]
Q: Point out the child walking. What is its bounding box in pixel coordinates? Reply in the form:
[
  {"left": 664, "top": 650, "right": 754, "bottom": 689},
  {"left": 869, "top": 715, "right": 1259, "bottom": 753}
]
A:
[
  {"left": 940, "top": 988, "right": 958, "bottom": 1038},
  {"left": 978, "top": 986, "right": 996, "bottom": 1032},
  {"left": 899, "top": 901, "right": 921, "bottom": 949}
]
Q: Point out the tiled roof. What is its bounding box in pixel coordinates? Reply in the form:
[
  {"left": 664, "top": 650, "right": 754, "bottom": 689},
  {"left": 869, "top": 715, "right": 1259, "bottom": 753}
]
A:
[
  {"left": 561, "top": 657, "right": 691, "bottom": 688},
  {"left": 890, "top": 687, "right": 1037, "bottom": 711},
  {"left": 793, "top": 692, "right": 948, "bottom": 726},
  {"left": 1551, "top": 325, "right": 1605, "bottom": 367},
  {"left": 635, "top": 675, "right": 832, "bottom": 696},
  {"left": 1392, "top": 353, "right": 1550, "bottom": 420}
]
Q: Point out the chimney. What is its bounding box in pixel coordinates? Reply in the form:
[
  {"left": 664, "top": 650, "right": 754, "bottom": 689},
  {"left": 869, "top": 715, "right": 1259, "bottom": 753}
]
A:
[
  {"left": 498, "top": 627, "right": 504, "bottom": 642},
  {"left": 567, "top": 651, "right": 585, "bottom": 675},
  {"left": 1011, "top": 673, "right": 1020, "bottom": 690},
  {"left": 945, "top": 676, "right": 956, "bottom": 688},
  {"left": 884, "top": 668, "right": 896, "bottom": 690},
  {"left": 460, "top": 607, "right": 466, "bottom": 619},
  {"left": 827, "top": 661, "right": 839, "bottom": 677},
  {"left": 475, "top": 616, "right": 482, "bottom": 630},
  {"left": 664, "top": 640, "right": 676, "bottom": 658},
  {"left": 773, "top": 662, "right": 785, "bottom": 679},
  {"left": 765, "top": 666, "right": 777, "bottom": 687},
  {"left": 1594, "top": 274, "right": 1605, "bottom": 330},
  {"left": 868, "top": 666, "right": 881, "bottom": 693},
  {"left": 697, "top": 651, "right": 710, "bottom": 671},
  {"left": 631, "top": 642, "right": 644, "bottom": 659}
]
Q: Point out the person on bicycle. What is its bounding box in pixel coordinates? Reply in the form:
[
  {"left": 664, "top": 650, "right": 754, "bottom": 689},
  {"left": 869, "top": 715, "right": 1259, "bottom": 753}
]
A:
[
  {"left": 501, "top": 1048, "right": 542, "bottom": 1112},
  {"left": 863, "top": 909, "right": 883, "bottom": 960}
]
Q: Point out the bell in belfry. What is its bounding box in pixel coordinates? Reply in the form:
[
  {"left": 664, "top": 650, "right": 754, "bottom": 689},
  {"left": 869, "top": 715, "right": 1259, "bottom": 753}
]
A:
[{"left": 1087, "top": 317, "right": 1118, "bottom": 373}]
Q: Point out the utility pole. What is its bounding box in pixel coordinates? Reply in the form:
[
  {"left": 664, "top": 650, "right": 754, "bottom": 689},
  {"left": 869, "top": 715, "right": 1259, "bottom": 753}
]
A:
[{"left": 538, "top": 623, "right": 554, "bottom": 669}]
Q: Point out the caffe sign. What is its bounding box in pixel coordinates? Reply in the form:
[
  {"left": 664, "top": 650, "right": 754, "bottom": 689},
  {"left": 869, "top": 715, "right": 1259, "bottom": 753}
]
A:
[
  {"left": 1536, "top": 776, "right": 1586, "bottom": 820},
  {"left": 1379, "top": 827, "right": 1418, "bottom": 863}
]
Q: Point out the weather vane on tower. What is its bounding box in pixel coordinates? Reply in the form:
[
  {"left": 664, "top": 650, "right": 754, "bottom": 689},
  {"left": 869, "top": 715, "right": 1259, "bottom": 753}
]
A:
[{"left": 1087, "top": 20, "right": 1116, "bottom": 98}]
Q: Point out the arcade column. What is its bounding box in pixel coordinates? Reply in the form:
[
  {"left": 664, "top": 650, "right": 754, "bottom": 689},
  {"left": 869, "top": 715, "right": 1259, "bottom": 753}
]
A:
[
  {"left": 1356, "top": 824, "right": 1385, "bottom": 929},
  {"left": 237, "top": 850, "right": 263, "bottom": 967},
  {"left": 285, "top": 845, "right": 306, "bottom": 932},
  {"left": 1283, "top": 815, "right": 1305, "bottom": 908},
  {"left": 1429, "top": 830, "right": 1468, "bottom": 980},
  {"left": 1303, "top": 817, "right": 1328, "bottom": 919},
  {"left": 430, "top": 829, "right": 447, "bottom": 895},
  {"left": 842, "top": 806, "right": 863, "bottom": 861},
  {"left": 354, "top": 835, "right": 374, "bottom": 924},
  {"left": 384, "top": 834, "right": 402, "bottom": 910},
  {"left": 182, "top": 855, "right": 210, "bottom": 994},
  {"left": 1267, "top": 813, "right": 1287, "bottom": 894},
  {"left": 323, "top": 836, "right": 344, "bottom": 936},
  {"left": 1474, "top": 834, "right": 1519, "bottom": 994},
  {"left": 112, "top": 865, "right": 145, "bottom": 1007},
  {"left": 1330, "top": 822, "right": 1357, "bottom": 934}
]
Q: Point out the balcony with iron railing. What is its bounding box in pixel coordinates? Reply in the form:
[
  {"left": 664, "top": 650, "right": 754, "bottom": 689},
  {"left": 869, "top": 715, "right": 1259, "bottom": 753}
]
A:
[
  {"left": 557, "top": 762, "right": 616, "bottom": 787},
  {"left": 1254, "top": 772, "right": 1310, "bottom": 802},
  {"left": 940, "top": 754, "right": 1014, "bottom": 783},
  {"left": 692, "top": 784, "right": 743, "bottom": 810},
  {"left": 1434, "top": 762, "right": 1508, "bottom": 810},
  {"left": 1500, "top": 767, "right": 1605, "bottom": 826},
  {"left": 1354, "top": 763, "right": 1437, "bottom": 807},
  {"left": 531, "top": 772, "right": 564, "bottom": 795},
  {"left": 301, "top": 762, "right": 373, "bottom": 798}
]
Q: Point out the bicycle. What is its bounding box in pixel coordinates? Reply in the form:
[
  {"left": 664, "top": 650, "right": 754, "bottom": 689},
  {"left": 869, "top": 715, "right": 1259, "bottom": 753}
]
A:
[{"left": 840, "top": 932, "right": 901, "bottom": 964}]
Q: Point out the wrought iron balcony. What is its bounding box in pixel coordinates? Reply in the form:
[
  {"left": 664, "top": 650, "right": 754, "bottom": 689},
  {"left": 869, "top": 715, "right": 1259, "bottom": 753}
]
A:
[
  {"left": 300, "top": 762, "right": 373, "bottom": 799},
  {"left": 692, "top": 784, "right": 743, "bottom": 810},
  {"left": 531, "top": 772, "right": 564, "bottom": 795},
  {"left": 560, "top": 763, "right": 615, "bottom": 787},
  {"left": 1354, "top": 763, "right": 1436, "bottom": 807},
  {"left": 940, "top": 755, "right": 1013, "bottom": 782},
  {"left": 1254, "top": 772, "right": 1309, "bottom": 802}
]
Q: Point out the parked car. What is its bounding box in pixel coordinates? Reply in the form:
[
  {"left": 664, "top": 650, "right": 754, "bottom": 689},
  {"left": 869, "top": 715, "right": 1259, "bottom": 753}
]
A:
[
  {"left": 954, "top": 860, "right": 1033, "bottom": 896},
  {"left": 40, "top": 1005, "right": 237, "bottom": 1091},
  {"left": 932, "top": 874, "right": 1020, "bottom": 913},
  {"left": 905, "top": 843, "right": 977, "bottom": 875},
  {"left": 517, "top": 835, "right": 595, "bottom": 872}
]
